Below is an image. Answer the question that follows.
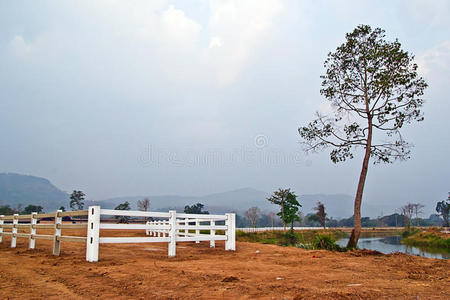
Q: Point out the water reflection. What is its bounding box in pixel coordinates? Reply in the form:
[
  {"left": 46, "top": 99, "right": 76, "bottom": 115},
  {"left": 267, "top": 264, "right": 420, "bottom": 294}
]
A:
[{"left": 337, "top": 236, "right": 449, "bottom": 259}]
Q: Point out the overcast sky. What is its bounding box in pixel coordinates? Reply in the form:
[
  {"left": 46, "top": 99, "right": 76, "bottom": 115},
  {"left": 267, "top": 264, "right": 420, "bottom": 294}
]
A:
[{"left": 1, "top": 0, "right": 449, "bottom": 216}]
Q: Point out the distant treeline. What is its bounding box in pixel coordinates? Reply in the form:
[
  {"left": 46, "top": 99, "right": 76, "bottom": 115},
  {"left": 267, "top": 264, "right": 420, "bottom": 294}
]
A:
[
  {"left": 1, "top": 203, "right": 444, "bottom": 228},
  {"left": 236, "top": 212, "right": 443, "bottom": 228}
]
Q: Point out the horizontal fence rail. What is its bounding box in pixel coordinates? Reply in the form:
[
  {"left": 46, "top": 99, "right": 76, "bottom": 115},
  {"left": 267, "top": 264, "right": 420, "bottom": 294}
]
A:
[{"left": 1, "top": 207, "right": 236, "bottom": 262}]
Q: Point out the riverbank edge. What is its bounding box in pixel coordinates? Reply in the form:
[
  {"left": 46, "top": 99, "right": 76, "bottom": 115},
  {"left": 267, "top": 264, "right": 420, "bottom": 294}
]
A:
[{"left": 401, "top": 230, "right": 450, "bottom": 252}]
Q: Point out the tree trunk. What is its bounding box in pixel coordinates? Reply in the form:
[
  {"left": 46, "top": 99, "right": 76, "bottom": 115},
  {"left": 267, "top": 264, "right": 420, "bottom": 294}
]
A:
[
  {"left": 347, "top": 66, "right": 373, "bottom": 248},
  {"left": 347, "top": 135, "right": 372, "bottom": 248},
  {"left": 347, "top": 112, "right": 373, "bottom": 249}
]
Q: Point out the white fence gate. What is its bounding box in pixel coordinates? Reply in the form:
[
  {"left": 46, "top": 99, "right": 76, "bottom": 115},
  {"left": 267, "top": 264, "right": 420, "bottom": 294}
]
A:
[{"left": 0, "top": 206, "right": 236, "bottom": 262}]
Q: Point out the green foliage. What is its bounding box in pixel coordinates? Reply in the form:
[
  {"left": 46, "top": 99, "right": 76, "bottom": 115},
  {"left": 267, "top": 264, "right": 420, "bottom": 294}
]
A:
[
  {"left": 282, "top": 230, "right": 301, "bottom": 246},
  {"left": 114, "top": 201, "right": 131, "bottom": 211},
  {"left": 401, "top": 228, "right": 419, "bottom": 238},
  {"left": 59, "top": 206, "right": 66, "bottom": 212},
  {"left": 402, "top": 231, "right": 450, "bottom": 251},
  {"left": 236, "top": 230, "right": 347, "bottom": 251},
  {"left": 0, "top": 205, "right": 14, "bottom": 215},
  {"left": 184, "top": 203, "right": 209, "bottom": 214},
  {"left": 436, "top": 194, "right": 450, "bottom": 227},
  {"left": 236, "top": 230, "right": 301, "bottom": 246},
  {"left": 311, "top": 234, "right": 344, "bottom": 251},
  {"left": 267, "top": 188, "right": 301, "bottom": 229},
  {"left": 69, "top": 190, "right": 85, "bottom": 210},
  {"left": 114, "top": 201, "right": 131, "bottom": 223},
  {"left": 299, "top": 24, "right": 427, "bottom": 164},
  {"left": 22, "top": 204, "right": 44, "bottom": 214}
]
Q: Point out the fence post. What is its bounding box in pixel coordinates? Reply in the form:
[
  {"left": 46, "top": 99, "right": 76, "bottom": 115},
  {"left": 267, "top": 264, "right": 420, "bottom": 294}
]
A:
[
  {"left": 29, "top": 212, "right": 37, "bottom": 249},
  {"left": 0, "top": 215, "right": 4, "bottom": 243},
  {"left": 158, "top": 221, "right": 161, "bottom": 237},
  {"left": 86, "top": 206, "right": 100, "bottom": 262},
  {"left": 168, "top": 210, "right": 176, "bottom": 257},
  {"left": 151, "top": 221, "right": 154, "bottom": 236},
  {"left": 230, "top": 213, "right": 236, "bottom": 251},
  {"left": 195, "top": 219, "right": 200, "bottom": 244},
  {"left": 11, "top": 214, "right": 18, "bottom": 248},
  {"left": 225, "top": 213, "right": 236, "bottom": 251},
  {"left": 53, "top": 210, "right": 62, "bottom": 255},
  {"left": 210, "top": 219, "right": 215, "bottom": 248}
]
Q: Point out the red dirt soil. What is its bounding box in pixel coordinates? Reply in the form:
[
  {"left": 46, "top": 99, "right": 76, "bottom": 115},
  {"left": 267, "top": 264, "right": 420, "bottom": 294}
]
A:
[{"left": 0, "top": 231, "right": 449, "bottom": 299}]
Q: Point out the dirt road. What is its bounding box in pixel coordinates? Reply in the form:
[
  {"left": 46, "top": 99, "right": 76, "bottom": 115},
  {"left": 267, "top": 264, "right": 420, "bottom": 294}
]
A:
[{"left": 0, "top": 234, "right": 448, "bottom": 299}]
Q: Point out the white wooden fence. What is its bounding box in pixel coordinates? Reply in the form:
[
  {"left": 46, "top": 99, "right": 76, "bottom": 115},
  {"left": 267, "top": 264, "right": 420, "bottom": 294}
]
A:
[
  {"left": 0, "top": 209, "right": 88, "bottom": 256},
  {"left": 0, "top": 206, "right": 236, "bottom": 262}
]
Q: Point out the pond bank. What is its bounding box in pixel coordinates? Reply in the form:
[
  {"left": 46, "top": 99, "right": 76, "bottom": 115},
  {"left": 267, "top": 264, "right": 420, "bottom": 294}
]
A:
[{"left": 401, "top": 228, "right": 450, "bottom": 252}]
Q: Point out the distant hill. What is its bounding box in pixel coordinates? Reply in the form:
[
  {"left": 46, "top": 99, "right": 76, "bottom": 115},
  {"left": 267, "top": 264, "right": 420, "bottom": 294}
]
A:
[
  {"left": 0, "top": 172, "right": 387, "bottom": 218},
  {"left": 0, "top": 173, "right": 69, "bottom": 212},
  {"left": 91, "top": 188, "right": 361, "bottom": 218},
  {"left": 87, "top": 188, "right": 274, "bottom": 214}
]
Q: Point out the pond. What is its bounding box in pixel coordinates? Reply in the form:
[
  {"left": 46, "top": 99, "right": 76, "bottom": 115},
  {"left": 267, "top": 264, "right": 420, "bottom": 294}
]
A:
[{"left": 336, "top": 235, "right": 449, "bottom": 259}]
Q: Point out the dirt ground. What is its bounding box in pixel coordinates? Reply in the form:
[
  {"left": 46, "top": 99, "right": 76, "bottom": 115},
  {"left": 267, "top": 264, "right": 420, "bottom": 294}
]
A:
[{"left": 0, "top": 231, "right": 449, "bottom": 299}]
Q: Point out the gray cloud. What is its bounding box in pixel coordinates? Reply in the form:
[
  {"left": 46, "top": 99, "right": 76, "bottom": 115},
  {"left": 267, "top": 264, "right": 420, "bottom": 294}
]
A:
[{"left": 0, "top": 0, "right": 449, "bottom": 217}]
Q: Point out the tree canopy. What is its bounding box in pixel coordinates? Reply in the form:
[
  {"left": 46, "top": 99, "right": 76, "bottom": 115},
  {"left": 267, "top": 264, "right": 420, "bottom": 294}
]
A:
[
  {"left": 69, "top": 190, "right": 85, "bottom": 211},
  {"left": 436, "top": 193, "right": 450, "bottom": 227},
  {"left": 22, "top": 204, "right": 44, "bottom": 214},
  {"left": 267, "top": 188, "right": 301, "bottom": 231},
  {"left": 184, "top": 203, "right": 209, "bottom": 214},
  {"left": 114, "top": 201, "right": 131, "bottom": 223}
]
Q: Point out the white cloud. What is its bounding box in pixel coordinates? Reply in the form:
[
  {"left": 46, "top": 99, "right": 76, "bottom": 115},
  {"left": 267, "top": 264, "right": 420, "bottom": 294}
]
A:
[
  {"left": 208, "top": 36, "right": 223, "bottom": 49},
  {"left": 160, "top": 5, "right": 202, "bottom": 47},
  {"left": 205, "top": 0, "right": 285, "bottom": 86},
  {"left": 9, "top": 35, "right": 32, "bottom": 58},
  {"left": 10, "top": 1, "right": 284, "bottom": 88},
  {"left": 416, "top": 40, "right": 450, "bottom": 84}
]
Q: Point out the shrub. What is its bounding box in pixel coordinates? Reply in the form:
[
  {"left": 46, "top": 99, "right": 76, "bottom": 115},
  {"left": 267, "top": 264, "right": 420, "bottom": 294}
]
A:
[{"left": 311, "top": 234, "right": 344, "bottom": 251}]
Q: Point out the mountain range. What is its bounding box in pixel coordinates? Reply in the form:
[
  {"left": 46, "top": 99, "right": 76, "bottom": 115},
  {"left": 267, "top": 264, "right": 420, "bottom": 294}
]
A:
[{"left": 1, "top": 172, "right": 389, "bottom": 218}]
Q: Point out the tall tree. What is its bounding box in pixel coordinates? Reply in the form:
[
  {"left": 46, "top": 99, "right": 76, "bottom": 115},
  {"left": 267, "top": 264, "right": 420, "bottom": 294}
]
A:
[
  {"left": 114, "top": 201, "right": 131, "bottom": 223},
  {"left": 314, "top": 201, "right": 327, "bottom": 229},
  {"left": 436, "top": 193, "right": 450, "bottom": 227},
  {"left": 69, "top": 190, "right": 85, "bottom": 211},
  {"left": 282, "top": 193, "right": 302, "bottom": 231},
  {"left": 400, "top": 203, "right": 415, "bottom": 229},
  {"left": 245, "top": 207, "right": 261, "bottom": 230},
  {"left": 267, "top": 188, "right": 297, "bottom": 231},
  {"left": 137, "top": 198, "right": 150, "bottom": 211},
  {"left": 299, "top": 25, "right": 427, "bottom": 248}
]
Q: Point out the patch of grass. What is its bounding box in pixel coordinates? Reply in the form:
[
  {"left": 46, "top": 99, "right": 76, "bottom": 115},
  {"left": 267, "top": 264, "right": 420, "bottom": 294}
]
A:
[
  {"left": 236, "top": 229, "right": 347, "bottom": 251},
  {"left": 401, "top": 228, "right": 420, "bottom": 238},
  {"left": 310, "top": 234, "right": 345, "bottom": 251},
  {"left": 401, "top": 230, "right": 450, "bottom": 251}
]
